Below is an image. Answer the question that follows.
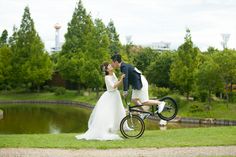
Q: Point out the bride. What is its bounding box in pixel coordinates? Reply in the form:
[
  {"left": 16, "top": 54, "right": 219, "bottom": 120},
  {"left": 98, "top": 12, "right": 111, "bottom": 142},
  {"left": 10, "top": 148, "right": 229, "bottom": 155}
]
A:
[{"left": 75, "top": 62, "right": 126, "bottom": 140}]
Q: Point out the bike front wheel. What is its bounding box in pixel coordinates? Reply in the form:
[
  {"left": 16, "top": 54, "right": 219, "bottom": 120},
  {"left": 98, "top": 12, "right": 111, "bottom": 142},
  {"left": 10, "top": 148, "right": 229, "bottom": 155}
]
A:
[
  {"left": 120, "top": 114, "right": 145, "bottom": 139},
  {"left": 157, "top": 96, "right": 178, "bottom": 121}
]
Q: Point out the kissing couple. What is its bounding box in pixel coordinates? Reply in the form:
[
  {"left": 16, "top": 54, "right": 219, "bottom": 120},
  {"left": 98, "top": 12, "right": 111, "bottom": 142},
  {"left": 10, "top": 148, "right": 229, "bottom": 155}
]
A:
[{"left": 76, "top": 53, "right": 165, "bottom": 140}]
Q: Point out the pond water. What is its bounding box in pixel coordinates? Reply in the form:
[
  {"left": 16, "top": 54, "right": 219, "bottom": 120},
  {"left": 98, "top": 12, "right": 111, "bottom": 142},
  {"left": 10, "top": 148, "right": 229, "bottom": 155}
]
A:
[
  {"left": 0, "top": 104, "right": 90, "bottom": 134},
  {"left": 0, "top": 104, "right": 220, "bottom": 134}
]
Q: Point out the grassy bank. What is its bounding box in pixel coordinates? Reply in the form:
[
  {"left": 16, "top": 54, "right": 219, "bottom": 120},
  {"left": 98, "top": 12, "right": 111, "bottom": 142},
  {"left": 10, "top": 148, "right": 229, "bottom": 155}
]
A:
[
  {"left": 178, "top": 100, "right": 236, "bottom": 120},
  {"left": 171, "top": 94, "right": 236, "bottom": 120},
  {"left": 0, "top": 90, "right": 97, "bottom": 105},
  {"left": 0, "top": 127, "right": 236, "bottom": 149}
]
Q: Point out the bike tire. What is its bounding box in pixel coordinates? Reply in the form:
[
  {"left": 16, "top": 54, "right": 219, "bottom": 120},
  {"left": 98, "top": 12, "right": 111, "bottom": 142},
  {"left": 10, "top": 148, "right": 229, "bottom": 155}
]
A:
[
  {"left": 157, "top": 96, "right": 178, "bottom": 121},
  {"left": 120, "top": 114, "right": 145, "bottom": 139}
]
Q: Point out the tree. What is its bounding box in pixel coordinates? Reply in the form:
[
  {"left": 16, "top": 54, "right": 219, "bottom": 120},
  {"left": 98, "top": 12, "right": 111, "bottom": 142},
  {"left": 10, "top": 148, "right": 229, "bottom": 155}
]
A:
[
  {"left": 196, "top": 56, "right": 223, "bottom": 105},
  {"left": 61, "top": 0, "right": 94, "bottom": 54},
  {"left": 80, "top": 60, "right": 103, "bottom": 97},
  {"left": 170, "top": 29, "right": 199, "bottom": 99},
  {"left": 132, "top": 48, "right": 156, "bottom": 73},
  {"left": 57, "top": 52, "right": 85, "bottom": 90},
  {"left": 9, "top": 6, "right": 53, "bottom": 91},
  {"left": 58, "top": 2, "right": 110, "bottom": 94},
  {"left": 0, "top": 45, "right": 13, "bottom": 90},
  {"left": 86, "top": 19, "right": 110, "bottom": 94},
  {"left": 59, "top": 1, "right": 97, "bottom": 91},
  {"left": 93, "top": 18, "right": 110, "bottom": 61},
  {"left": 206, "top": 46, "right": 219, "bottom": 55},
  {"left": 80, "top": 19, "right": 110, "bottom": 96},
  {"left": 21, "top": 52, "right": 53, "bottom": 92},
  {"left": 213, "top": 49, "right": 236, "bottom": 102},
  {"left": 146, "top": 51, "right": 175, "bottom": 88},
  {"left": 0, "top": 30, "right": 8, "bottom": 47},
  {"left": 107, "top": 20, "right": 122, "bottom": 54}
]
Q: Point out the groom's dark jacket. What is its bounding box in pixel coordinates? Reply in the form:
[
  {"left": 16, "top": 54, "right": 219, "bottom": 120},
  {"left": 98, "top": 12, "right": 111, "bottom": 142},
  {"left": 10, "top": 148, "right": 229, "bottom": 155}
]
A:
[{"left": 120, "top": 62, "right": 142, "bottom": 91}]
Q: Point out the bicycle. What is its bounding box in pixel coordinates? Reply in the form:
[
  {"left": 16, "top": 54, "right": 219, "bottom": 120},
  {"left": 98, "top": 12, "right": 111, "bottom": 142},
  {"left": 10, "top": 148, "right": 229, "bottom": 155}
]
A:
[{"left": 120, "top": 96, "right": 178, "bottom": 138}]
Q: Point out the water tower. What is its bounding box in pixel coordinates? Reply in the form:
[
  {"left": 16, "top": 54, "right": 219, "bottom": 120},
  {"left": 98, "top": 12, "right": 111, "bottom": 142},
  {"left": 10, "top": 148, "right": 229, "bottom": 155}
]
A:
[{"left": 54, "top": 23, "right": 61, "bottom": 51}]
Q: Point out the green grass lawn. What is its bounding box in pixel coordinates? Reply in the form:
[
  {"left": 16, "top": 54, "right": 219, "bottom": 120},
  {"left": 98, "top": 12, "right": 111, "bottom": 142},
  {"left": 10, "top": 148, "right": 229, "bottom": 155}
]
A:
[{"left": 0, "top": 126, "right": 236, "bottom": 149}]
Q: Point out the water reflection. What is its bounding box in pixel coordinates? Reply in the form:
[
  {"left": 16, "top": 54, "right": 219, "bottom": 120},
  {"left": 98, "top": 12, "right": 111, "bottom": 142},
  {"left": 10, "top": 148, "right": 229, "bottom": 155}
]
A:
[
  {"left": 160, "top": 126, "right": 167, "bottom": 131},
  {"left": 49, "top": 123, "right": 61, "bottom": 134},
  {"left": 0, "top": 109, "right": 3, "bottom": 120},
  {"left": 0, "top": 104, "right": 90, "bottom": 134}
]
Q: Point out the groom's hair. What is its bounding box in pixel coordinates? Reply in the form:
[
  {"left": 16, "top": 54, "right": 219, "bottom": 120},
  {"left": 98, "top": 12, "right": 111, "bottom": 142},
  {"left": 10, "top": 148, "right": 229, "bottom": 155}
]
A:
[{"left": 111, "top": 52, "right": 122, "bottom": 63}]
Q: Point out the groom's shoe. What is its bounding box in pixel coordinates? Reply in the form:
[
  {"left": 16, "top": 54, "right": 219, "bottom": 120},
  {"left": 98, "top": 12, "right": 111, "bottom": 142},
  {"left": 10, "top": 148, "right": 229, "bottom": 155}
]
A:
[{"left": 158, "top": 102, "right": 165, "bottom": 113}]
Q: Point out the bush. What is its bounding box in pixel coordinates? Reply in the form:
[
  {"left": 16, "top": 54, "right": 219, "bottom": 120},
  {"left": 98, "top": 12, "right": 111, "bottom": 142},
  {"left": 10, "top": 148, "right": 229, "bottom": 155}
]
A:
[
  {"left": 170, "top": 94, "right": 184, "bottom": 109},
  {"left": 192, "top": 90, "right": 208, "bottom": 102},
  {"left": 54, "top": 87, "right": 66, "bottom": 95},
  {"left": 199, "top": 91, "right": 208, "bottom": 102},
  {"left": 149, "top": 85, "right": 170, "bottom": 98},
  {"left": 0, "top": 84, "right": 12, "bottom": 91},
  {"left": 43, "top": 85, "right": 55, "bottom": 92},
  {"left": 189, "top": 104, "right": 204, "bottom": 113},
  {"left": 231, "top": 93, "right": 236, "bottom": 103}
]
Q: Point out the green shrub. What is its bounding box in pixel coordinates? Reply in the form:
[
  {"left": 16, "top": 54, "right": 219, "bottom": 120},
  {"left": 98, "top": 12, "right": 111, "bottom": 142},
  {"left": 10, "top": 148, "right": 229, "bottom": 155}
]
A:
[
  {"left": 189, "top": 104, "right": 204, "bottom": 113},
  {"left": 199, "top": 91, "right": 208, "bottom": 102},
  {"left": 0, "top": 84, "right": 12, "bottom": 91},
  {"left": 170, "top": 94, "right": 183, "bottom": 109},
  {"left": 43, "top": 85, "right": 55, "bottom": 92},
  {"left": 54, "top": 87, "right": 66, "bottom": 96},
  {"left": 149, "top": 85, "right": 170, "bottom": 98},
  {"left": 192, "top": 90, "right": 208, "bottom": 102},
  {"left": 230, "top": 92, "right": 236, "bottom": 103}
]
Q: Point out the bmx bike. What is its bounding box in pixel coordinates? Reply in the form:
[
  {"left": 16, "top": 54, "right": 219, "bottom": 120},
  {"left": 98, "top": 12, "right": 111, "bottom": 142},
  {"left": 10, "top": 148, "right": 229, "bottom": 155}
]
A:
[{"left": 120, "top": 96, "right": 178, "bottom": 138}]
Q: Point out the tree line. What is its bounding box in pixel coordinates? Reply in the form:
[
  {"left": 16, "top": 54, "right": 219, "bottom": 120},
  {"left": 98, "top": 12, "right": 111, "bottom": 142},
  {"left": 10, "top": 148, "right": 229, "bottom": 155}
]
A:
[
  {"left": 0, "top": 0, "right": 236, "bottom": 103},
  {"left": 132, "top": 29, "right": 236, "bottom": 103}
]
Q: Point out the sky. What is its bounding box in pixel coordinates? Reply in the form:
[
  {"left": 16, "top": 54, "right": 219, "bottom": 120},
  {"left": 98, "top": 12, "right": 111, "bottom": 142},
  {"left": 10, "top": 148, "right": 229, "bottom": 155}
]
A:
[{"left": 0, "top": 0, "right": 236, "bottom": 51}]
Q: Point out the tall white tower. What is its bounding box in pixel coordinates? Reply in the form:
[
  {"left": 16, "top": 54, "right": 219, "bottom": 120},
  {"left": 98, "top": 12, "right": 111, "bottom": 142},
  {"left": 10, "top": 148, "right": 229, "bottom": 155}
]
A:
[
  {"left": 221, "top": 33, "right": 230, "bottom": 49},
  {"left": 54, "top": 23, "right": 61, "bottom": 51},
  {"left": 126, "top": 35, "right": 132, "bottom": 44}
]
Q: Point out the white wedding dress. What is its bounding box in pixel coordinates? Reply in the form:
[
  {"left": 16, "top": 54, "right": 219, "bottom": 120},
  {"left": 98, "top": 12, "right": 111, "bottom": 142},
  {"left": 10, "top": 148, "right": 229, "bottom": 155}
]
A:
[{"left": 75, "top": 73, "right": 126, "bottom": 140}]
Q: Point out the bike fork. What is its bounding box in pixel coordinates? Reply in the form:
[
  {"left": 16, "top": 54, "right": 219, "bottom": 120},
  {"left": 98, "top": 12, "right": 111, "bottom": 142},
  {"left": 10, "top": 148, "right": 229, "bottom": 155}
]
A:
[{"left": 129, "top": 114, "right": 135, "bottom": 128}]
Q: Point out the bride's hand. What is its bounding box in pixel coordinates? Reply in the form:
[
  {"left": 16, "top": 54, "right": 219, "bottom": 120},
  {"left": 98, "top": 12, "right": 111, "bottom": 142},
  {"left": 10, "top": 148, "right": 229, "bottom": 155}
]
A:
[{"left": 120, "top": 74, "right": 126, "bottom": 80}]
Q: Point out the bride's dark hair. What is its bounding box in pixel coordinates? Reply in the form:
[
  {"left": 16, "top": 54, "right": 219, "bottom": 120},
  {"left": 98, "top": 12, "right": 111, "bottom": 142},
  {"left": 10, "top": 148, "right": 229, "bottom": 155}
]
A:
[{"left": 100, "top": 62, "right": 109, "bottom": 75}]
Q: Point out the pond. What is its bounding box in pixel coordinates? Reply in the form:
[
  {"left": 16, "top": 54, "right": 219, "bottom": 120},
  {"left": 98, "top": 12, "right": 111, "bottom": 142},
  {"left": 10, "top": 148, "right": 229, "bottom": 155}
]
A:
[{"left": 0, "top": 104, "right": 220, "bottom": 134}]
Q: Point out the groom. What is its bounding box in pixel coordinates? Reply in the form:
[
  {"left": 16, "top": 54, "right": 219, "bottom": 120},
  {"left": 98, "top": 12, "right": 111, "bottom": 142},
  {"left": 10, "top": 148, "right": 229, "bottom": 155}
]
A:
[{"left": 111, "top": 53, "right": 165, "bottom": 114}]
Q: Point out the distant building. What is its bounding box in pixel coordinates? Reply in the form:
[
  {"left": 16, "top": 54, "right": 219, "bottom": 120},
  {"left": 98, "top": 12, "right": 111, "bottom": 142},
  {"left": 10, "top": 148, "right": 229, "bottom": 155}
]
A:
[
  {"left": 142, "top": 41, "right": 171, "bottom": 51},
  {"left": 150, "top": 41, "right": 171, "bottom": 51}
]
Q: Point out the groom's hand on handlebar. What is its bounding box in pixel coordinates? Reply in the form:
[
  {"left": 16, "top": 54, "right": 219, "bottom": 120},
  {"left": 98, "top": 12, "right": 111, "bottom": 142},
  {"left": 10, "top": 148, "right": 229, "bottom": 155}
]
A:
[{"left": 123, "top": 91, "right": 128, "bottom": 97}]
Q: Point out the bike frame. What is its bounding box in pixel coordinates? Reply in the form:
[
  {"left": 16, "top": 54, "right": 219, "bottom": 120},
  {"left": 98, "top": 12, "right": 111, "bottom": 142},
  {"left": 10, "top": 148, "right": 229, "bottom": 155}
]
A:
[{"left": 124, "top": 98, "right": 156, "bottom": 117}]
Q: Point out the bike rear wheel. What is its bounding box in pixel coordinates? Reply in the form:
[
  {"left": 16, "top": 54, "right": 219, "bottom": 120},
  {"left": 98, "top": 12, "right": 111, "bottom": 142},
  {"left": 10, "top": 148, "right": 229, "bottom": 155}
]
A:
[
  {"left": 120, "top": 114, "right": 145, "bottom": 139},
  {"left": 157, "top": 96, "right": 178, "bottom": 121}
]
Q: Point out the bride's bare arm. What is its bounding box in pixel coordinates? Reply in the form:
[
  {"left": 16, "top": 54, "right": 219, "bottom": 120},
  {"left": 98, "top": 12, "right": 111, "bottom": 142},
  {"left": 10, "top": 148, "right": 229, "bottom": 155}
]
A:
[{"left": 113, "top": 74, "right": 125, "bottom": 89}]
